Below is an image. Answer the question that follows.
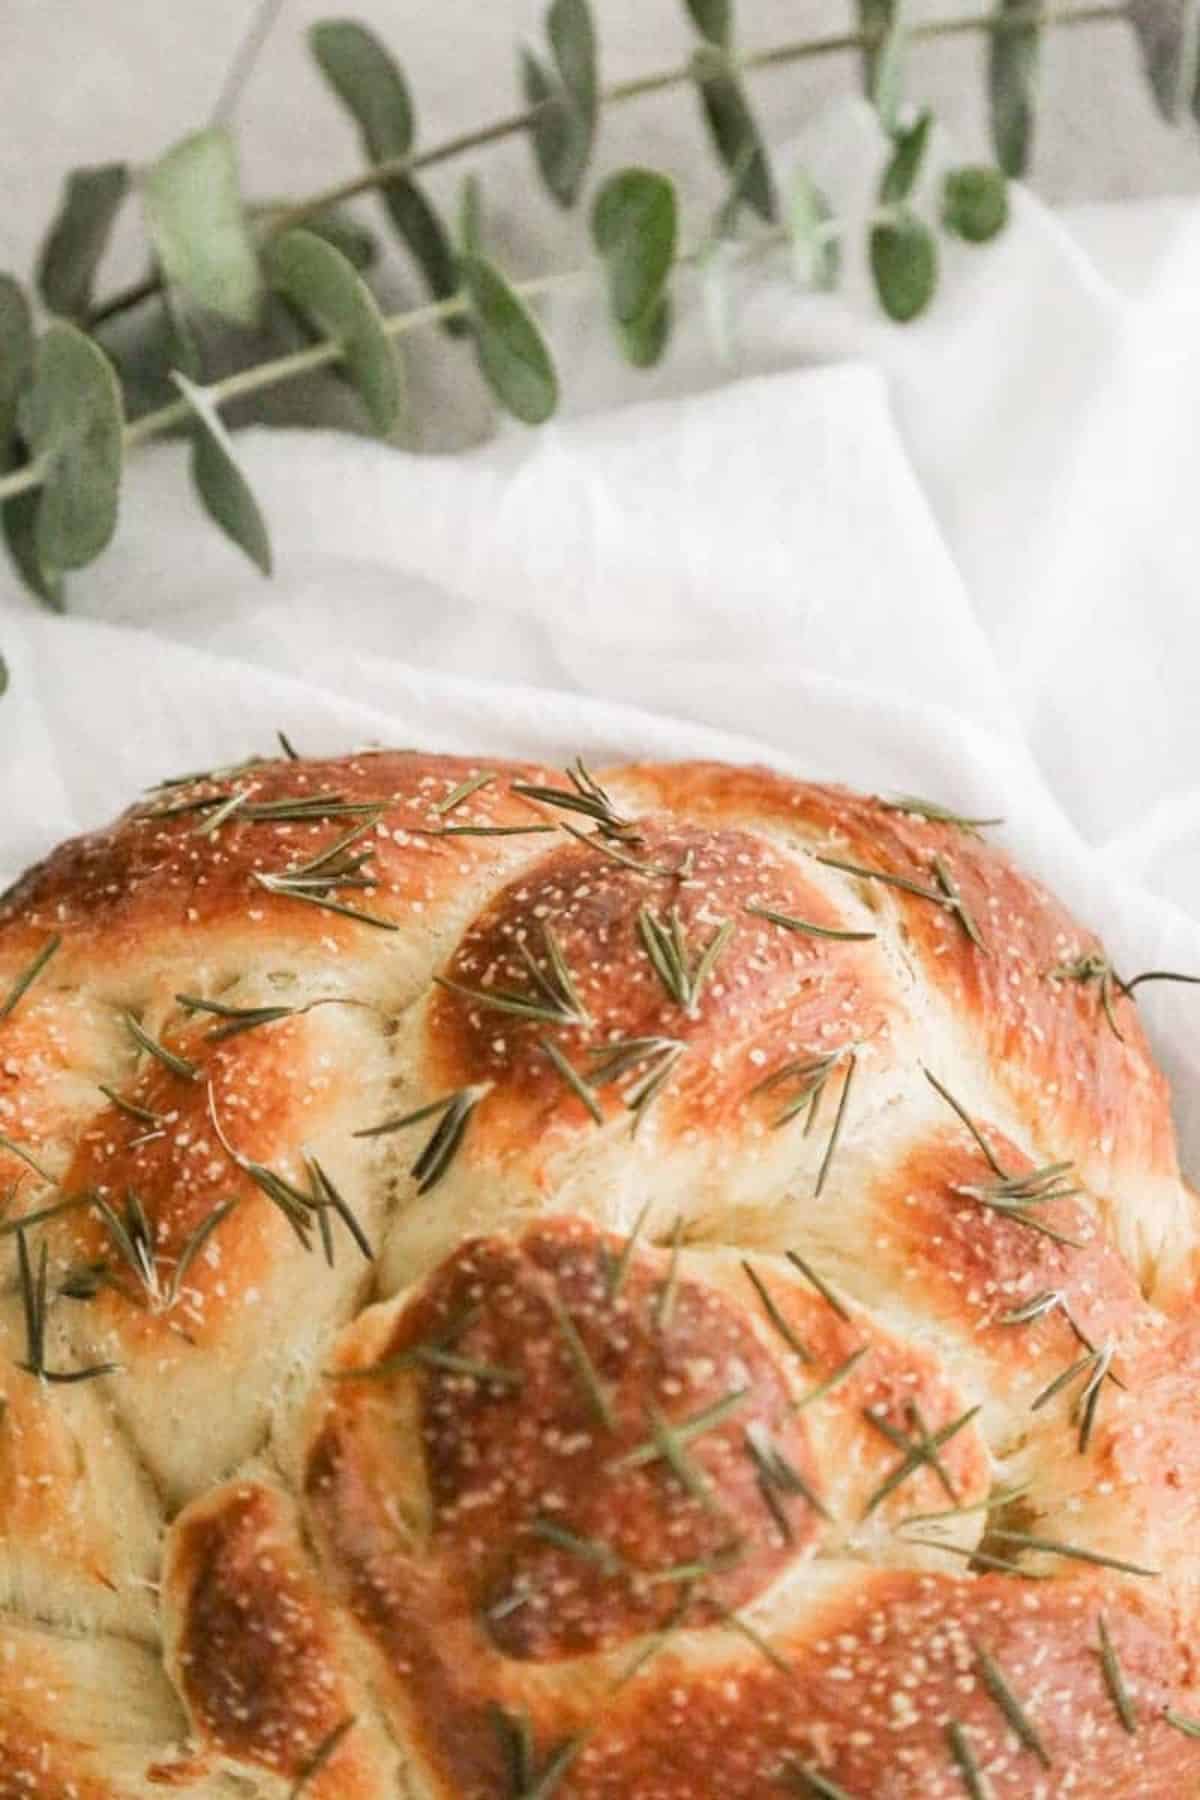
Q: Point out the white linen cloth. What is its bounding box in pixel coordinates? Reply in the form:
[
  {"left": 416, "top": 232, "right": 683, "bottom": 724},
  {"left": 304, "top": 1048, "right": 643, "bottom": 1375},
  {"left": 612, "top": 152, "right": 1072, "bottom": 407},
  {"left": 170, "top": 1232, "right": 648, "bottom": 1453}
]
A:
[{"left": 3, "top": 103, "right": 1200, "bottom": 1158}]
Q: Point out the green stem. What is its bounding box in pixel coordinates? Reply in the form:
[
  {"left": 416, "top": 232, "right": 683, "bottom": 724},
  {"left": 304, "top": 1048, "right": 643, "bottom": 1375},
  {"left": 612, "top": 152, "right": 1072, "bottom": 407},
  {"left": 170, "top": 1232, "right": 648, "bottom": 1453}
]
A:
[{"left": 84, "top": 0, "right": 1127, "bottom": 329}]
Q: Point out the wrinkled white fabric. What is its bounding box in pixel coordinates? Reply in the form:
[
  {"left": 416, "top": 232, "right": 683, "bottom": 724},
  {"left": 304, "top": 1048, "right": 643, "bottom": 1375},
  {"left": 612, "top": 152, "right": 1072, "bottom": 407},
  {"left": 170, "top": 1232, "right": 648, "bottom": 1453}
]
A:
[{"left": 3, "top": 104, "right": 1200, "bottom": 1159}]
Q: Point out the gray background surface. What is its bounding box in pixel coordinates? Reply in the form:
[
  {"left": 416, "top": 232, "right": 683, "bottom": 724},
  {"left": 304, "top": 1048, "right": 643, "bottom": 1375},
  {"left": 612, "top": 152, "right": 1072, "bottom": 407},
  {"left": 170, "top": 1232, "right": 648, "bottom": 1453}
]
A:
[{"left": 3, "top": 2, "right": 1198, "bottom": 288}]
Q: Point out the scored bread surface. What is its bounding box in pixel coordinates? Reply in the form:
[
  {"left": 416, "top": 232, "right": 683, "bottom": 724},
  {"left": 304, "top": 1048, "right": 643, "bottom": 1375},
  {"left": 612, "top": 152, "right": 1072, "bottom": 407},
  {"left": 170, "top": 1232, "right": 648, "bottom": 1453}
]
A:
[{"left": 0, "top": 747, "right": 1198, "bottom": 1798}]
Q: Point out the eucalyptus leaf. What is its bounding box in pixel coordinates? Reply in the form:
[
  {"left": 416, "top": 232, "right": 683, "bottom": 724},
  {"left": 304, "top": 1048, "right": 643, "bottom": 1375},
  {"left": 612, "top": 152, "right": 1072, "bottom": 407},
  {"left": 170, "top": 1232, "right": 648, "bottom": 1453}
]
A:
[
  {"left": 591, "top": 168, "right": 677, "bottom": 328},
  {"left": 621, "top": 293, "right": 672, "bottom": 369},
  {"left": 36, "top": 163, "right": 129, "bottom": 322},
  {"left": 788, "top": 169, "right": 840, "bottom": 291},
  {"left": 879, "top": 108, "right": 931, "bottom": 204},
  {"left": 23, "top": 322, "right": 123, "bottom": 570},
  {"left": 2, "top": 492, "right": 65, "bottom": 610},
  {"left": 305, "top": 205, "right": 378, "bottom": 271},
  {"left": 380, "top": 176, "right": 466, "bottom": 332},
  {"left": 988, "top": 0, "right": 1041, "bottom": 176},
  {"left": 855, "top": 0, "right": 896, "bottom": 92},
  {"left": 690, "top": 48, "right": 776, "bottom": 222},
  {"left": 872, "top": 14, "right": 908, "bottom": 133},
  {"left": 0, "top": 287, "right": 62, "bottom": 607},
  {"left": 460, "top": 254, "right": 558, "bottom": 424},
  {"left": 266, "top": 228, "right": 403, "bottom": 435},
  {"left": 143, "top": 128, "right": 262, "bottom": 327},
  {"left": 1127, "top": 0, "right": 1200, "bottom": 122},
  {"left": 309, "top": 19, "right": 414, "bottom": 160},
  {"left": 942, "top": 165, "right": 1009, "bottom": 242},
  {"left": 869, "top": 210, "right": 937, "bottom": 322},
  {"left": 0, "top": 276, "right": 33, "bottom": 450},
  {"left": 172, "top": 372, "right": 272, "bottom": 576},
  {"left": 523, "top": 0, "right": 597, "bottom": 208},
  {"left": 685, "top": 0, "right": 732, "bottom": 47}
]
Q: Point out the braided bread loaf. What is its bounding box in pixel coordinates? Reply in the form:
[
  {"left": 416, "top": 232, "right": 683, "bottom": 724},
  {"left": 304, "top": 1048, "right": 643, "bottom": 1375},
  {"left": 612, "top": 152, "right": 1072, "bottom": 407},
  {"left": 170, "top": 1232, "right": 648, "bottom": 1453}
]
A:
[{"left": 1, "top": 748, "right": 1199, "bottom": 1799}]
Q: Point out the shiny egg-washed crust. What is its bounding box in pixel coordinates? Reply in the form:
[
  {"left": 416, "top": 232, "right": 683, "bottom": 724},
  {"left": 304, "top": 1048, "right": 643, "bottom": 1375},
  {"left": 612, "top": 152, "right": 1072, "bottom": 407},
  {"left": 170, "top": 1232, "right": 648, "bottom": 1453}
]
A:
[{"left": 0, "top": 750, "right": 1199, "bottom": 1796}]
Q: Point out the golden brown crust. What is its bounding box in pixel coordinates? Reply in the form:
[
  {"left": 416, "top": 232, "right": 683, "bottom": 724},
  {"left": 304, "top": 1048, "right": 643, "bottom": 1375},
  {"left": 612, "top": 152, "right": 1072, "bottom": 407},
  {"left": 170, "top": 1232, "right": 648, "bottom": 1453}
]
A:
[
  {"left": 165, "top": 1481, "right": 394, "bottom": 1796},
  {"left": 614, "top": 762, "right": 1180, "bottom": 1190},
  {"left": 2, "top": 746, "right": 1200, "bottom": 1797}
]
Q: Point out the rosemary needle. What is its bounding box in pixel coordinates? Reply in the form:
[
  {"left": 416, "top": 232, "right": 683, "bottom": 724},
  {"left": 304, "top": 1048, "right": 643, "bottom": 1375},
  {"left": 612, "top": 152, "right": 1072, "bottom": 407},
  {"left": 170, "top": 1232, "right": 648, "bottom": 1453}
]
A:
[{"left": 0, "top": 935, "right": 61, "bottom": 1022}]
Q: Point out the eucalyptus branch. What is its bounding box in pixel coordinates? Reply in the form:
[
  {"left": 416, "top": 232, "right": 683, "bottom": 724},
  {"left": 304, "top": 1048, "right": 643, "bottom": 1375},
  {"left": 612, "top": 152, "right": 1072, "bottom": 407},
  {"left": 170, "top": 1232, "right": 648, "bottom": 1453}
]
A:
[
  {"left": 0, "top": 0, "right": 1189, "bottom": 614},
  {"left": 0, "top": 267, "right": 590, "bottom": 505},
  {"left": 81, "top": 0, "right": 1125, "bottom": 333}
]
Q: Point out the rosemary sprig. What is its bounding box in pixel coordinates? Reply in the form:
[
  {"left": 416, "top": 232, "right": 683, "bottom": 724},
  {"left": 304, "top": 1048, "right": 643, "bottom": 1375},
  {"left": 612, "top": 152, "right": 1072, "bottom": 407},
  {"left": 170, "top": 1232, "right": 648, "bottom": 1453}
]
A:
[
  {"left": 433, "top": 770, "right": 496, "bottom": 814},
  {"left": 277, "top": 731, "right": 300, "bottom": 760},
  {"left": 1164, "top": 1709, "right": 1200, "bottom": 1739},
  {"left": 437, "top": 922, "right": 590, "bottom": 1027},
  {"left": 604, "top": 1197, "right": 652, "bottom": 1298},
  {"left": 781, "top": 1762, "right": 855, "bottom": 1800},
  {"left": 251, "top": 817, "right": 397, "bottom": 930},
  {"left": 342, "top": 1341, "right": 523, "bottom": 1387},
  {"left": 815, "top": 1051, "right": 857, "bottom": 1197},
  {"left": 1031, "top": 1339, "right": 1117, "bottom": 1453},
  {"left": 973, "top": 1642, "right": 1051, "bottom": 1768},
  {"left": 816, "top": 852, "right": 985, "bottom": 948},
  {"left": 556, "top": 818, "right": 675, "bottom": 875},
  {"left": 123, "top": 1011, "right": 198, "bottom": 1081},
  {"left": 519, "top": 1733, "right": 589, "bottom": 1800},
  {"left": 0, "top": 1190, "right": 94, "bottom": 1237},
  {"left": 194, "top": 788, "right": 251, "bottom": 836},
  {"left": 744, "top": 1421, "right": 830, "bottom": 1526},
  {"left": 548, "top": 1291, "right": 615, "bottom": 1430},
  {"left": 924, "top": 1069, "right": 1081, "bottom": 1246},
  {"left": 206, "top": 1083, "right": 316, "bottom": 1248},
  {"left": 511, "top": 759, "right": 639, "bottom": 843},
  {"left": 147, "top": 753, "right": 267, "bottom": 793},
  {"left": 792, "top": 1345, "right": 869, "bottom": 1410},
  {"left": 861, "top": 1401, "right": 980, "bottom": 1517},
  {"left": 0, "top": 1135, "right": 55, "bottom": 1183},
  {"left": 307, "top": 1156, "right": 373, "bottom": 1263},
  {"left": 14, "top": 1228, "right": 118, "bottom": 1384},
  {"left": 713, "top": 1603, "right": 792, "bottom": 1675},
  {"left": 1048, "top": 952, "right": 1200, "bottom": 1041},
  {"left": 612, "top": 1389, "right": 749, "bottom": 1474},
  {"left": 986, "top": 1530, "right": 1159, "bottom": 1579},
  {"left": 742, "top": 1260, "right": 813, "bottom": 1362},
  {"left": 289, "top": 1716, "right": 356, "bottom": 1797},
  {"left": 176, "top": 992, "right": 349, "bottom": 1041},
  {"left": 880, "top": 794, "right": 1003, "bottom": 834},
  {"left": 898, "top": 1481, "right": 1031, "bottom": 1529},
  {"left": 1047, "top": 953, "right": 1126, "bottom": 1040},
  {"left": 784, "top": 1250, "right": 852, "bottom": 1321},
  {"left": 897, "top": 1537, "right": 1041, "bottom": 1579},
  {"left": 743, "top": 902, "right": 875, "bottom": 943},
  {"left": 353, "top": 1084, "right": 489, "bottom": 1193},
  {"left": 491, "top": 1711, "right": 588, "bottom": 1800},
  {"left": 529, "top": 1517, "right": 624, "bottom": 1575},
  {"left": 98, "top": 1084, "right": 163, "bottom": 1127},
  {"left": 751, "top": 1046, "right": 849, "bottom": 1132},
  {"left": 945, "top": 1720, "right": 991, "bottom": 1799},
  {"left": 587, "top": 1036, "right": 685, "bottom": 1133},
  {"left": 417, "top": 823, "right": 557, "bottom": 839},
  {"left": 0, "top": 935, "right": 61, "bottom": 1022},
  {"left": 90, "top": 1191, "right": 164, "bottom": 1308},
  {"left": 166, "top": 1199, "right": 240, "bottom": 1307},
  {"left": 1097, "top": 1614, "right": 1137, "bottom": 1734},
  {"left": 538, "top": 1036, "right": 603, "bottom": 1123},
  {"left": 637, "top": 905, "right": 733, "bottom": 1013},
  {"left": 931, "top": 853, "right": 987, "bottom": 950}
]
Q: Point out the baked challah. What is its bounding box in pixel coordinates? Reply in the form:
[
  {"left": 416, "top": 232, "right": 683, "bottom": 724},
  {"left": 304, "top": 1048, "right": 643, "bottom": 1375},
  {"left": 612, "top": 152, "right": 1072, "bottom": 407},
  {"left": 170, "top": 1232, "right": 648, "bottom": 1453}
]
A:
[{"left": 1, "top": 747, "right": 1199, "bottom": 1798}]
